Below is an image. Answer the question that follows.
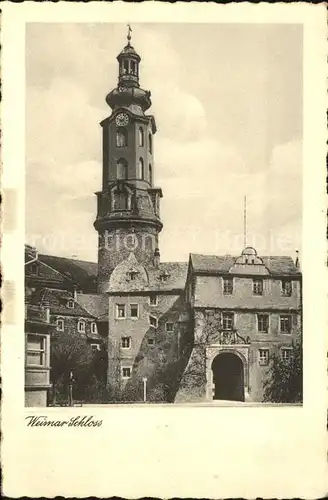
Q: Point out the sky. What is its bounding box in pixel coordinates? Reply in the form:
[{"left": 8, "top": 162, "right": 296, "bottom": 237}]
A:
[{"left": 26, "top": 23, "right": 302, "bottom": 263}]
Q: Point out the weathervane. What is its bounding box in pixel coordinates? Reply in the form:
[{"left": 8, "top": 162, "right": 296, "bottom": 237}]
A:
[{"left": 127, "top": 24, "right": 132, "bottom": 44}]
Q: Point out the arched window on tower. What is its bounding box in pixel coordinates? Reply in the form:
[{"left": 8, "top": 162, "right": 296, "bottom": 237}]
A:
[
  {"left": 116, "top": 128, "right": 128, "bottom": 148},
  {"left": 130, "top": 60, "right": 137, "bottom": 75},
  {"left": 148, "top": 133, "right": 152, "bottom": 154},
  {"left": 149, "top": 164, "right": 153, "bottom": 185},
  {"left": 138, "top": 158, "right": 144, "bottom": 179},
  {"left": 139, "top": 127, "right": 144, "bottom": 147},
  {"left": 117, "top": 158, "right": 128, "bottom": 180},
  {"left": 123, "top": 59, "right": 129, "bottom": 75}
]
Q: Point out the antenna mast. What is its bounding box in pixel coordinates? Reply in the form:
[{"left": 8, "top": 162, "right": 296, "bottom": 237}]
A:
[{"left": 244, "top": 195, "right": 247, "bottom": 247}]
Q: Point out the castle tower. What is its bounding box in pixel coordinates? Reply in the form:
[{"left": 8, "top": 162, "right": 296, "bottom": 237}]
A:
[{"left": 94, "top": 27, "right": 163, "bottom": 292}]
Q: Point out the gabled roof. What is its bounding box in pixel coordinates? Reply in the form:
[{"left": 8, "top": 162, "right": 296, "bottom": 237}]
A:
[
  {"left": 76, "top": 293, "right": 108, "bottom": 319},
  {"left": 190, "top": 254, "right": 301, "bottom": 276},
  {"left": 38, "top": 254, "right": 98, "bottom": 292},
  {"left": 30, "top": 288, "right": 95, "bottom": 318},
  {"left": 148, "top": 262, "right": 189, "bottom": 291}
]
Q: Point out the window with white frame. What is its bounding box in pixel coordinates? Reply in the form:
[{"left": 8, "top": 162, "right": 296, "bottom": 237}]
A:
[
  {"left": 258, "top": 348, "right": 269, "bottom": 366},
  {"left": 222, "top": 312, "right": 234, "bottom": 330},
  {"left": 149, "top": 315, "right": 158, "bottom": 328},
  {"left": 67, "top": 299, "right": 75, "bottom": 309},
  {"left": 91, "top": 344, "right": 100, "bottom": 353},
  {"left": 166, "top": 322, "right": 174, "bottom": 333},
  {"left": 91, "top": 322, "right": 97, "bottom": 334},
  {"left": 223, "top": 278, "right": 233, "bottom": 295},
  {"left": 56, "top": 318, "right": 64, "bottom": 332},
  {"left": 121, "top": 336, "right": 131, "bottom": 349},
  {"left": 281, "top": 279, "right": 292, "bottom": 297},
  {"left": 281, "top": 348, "right": 293, "bottom": 362},
  {"left": 257, "top": 314, "right": 269, "bottom": 333},
  {"left": 280, "top": 315, "right": 292, "bottom": 334},
  {"left": 149, "top": 294, "right": 158, "bottom": 306},
  {"left": 130, "top": 304, "right": 139, "bottom": 319},
  {"left": 122, "top": 367, "right": 132, "bottom": 379},
  {"left": 253, "top": 279, "right": 263, "bottom": 296},
  {"left": 116, "top": 304, "right": 126, "bottom": 319},
  {"left": 78, "top": 320, "right": 85, "bottom": 333},
  {"left": 26, "top": 334, "right": 46, "bottom": 366}
]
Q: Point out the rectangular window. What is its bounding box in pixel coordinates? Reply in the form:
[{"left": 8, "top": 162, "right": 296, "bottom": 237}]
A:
[
  {"left": 121, "top": 336, "right": 131, "bottom": 349},
  {"left": 281, "top": 280, "right": 292, "bottom": 297},
  {"left": 166, "top": 322, "right": 174, "bottom": 333},
  {"left": 56, "top": 318, "right": 64, "bottom": 332},
  {"left": 116, "top": 304, "right": 126, "bottom": 319},
  {"left": 258, "top": 348, "right": 269, "bottom": 366},
  {"left": 222, "top": 312, "right": 234, "bottom": 330},
  {"left": 122, "top": 367, "right": 131, "bottom": 379},
  {"left": 281, "top": 348, "right": 293, "bottom": 362},
  {"left": 257, "top": 314, "right": 269, "bottom": 333},
  {"left": 91, "top": 344, "right": 100, "bottom": 353},
  {"left": 130, "top": 304, "right": 139, "bottom": 319},
  {"left": 223, "top": 278, "right": 233, "bottom": 295},
  {"left": 148, "top": 338, "right": 155, "bottom": 346},
  {"left": 149, "top": 294, "right": 158, "bottom": 306},
  {"left": 67, "top": 300, "right": 74, "bottom": 309},
  {"left": 150, "top": 315, "right": 158, "bottom": 328},
  {"left": 91, "top": 322, "right": 97, "bottom": 334},
  {"left": 280, "top": 315, "right": 292, "bottom": 334},
  {"left": 26, "top": 335, "right": 45, "bottom": 366},
  {"left": 253, "top": 279, "right": 263, "bottom": 295}
]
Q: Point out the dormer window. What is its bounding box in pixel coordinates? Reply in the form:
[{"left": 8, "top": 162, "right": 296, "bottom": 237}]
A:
[
  {"left": 78, "top": 319, "right": 85, "bottom": 333},
  {"left": 67, "top": 299, "right": 74, "bottom": 309},
  {"left": 127, "top": 269, "right": 139, "bottom": 281},
  {"left": 30, "top": 263, "right": 38, "bottom": 275},
  {"left": 159, "top": 271, "right": 170, "bottom": 283}
]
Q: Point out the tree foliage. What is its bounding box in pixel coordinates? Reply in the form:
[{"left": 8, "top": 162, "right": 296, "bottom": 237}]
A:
[
  {"left": 50, "top": 330, "right": 108, "bottom": 404},
  {"left": 263, "top": 335, "right": 302, "bottom": 403}
]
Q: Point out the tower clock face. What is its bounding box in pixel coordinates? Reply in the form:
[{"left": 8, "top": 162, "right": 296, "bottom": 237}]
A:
[{"left": 115, "top": 113, "right": 129, "bottom": 127}]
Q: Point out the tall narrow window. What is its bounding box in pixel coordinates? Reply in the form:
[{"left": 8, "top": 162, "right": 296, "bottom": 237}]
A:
[
  {"left": 117, "top": 158, "right": 128, "bottom": 180},
  {"left": 223, "top": 278, "right": 233, "bottom": 295},
  {"left": 26, "top": 335, "right": 45, "bottom": 366},
  {"left": 130, "top": 60, "right": 137, "bottom": 75},
  {"left": 78, "top": 320, "right": 85, "bottom": 333},
  {"left": 116, "top": 128, "right": 128, "bottom": 148},
  {"left": 123, "top": 60, "right": 129, "bottom": 74},
  {"left": 280, "top": 315, "right": 291, "bottom": 334},
  {"left": 139, "top": 127, "right": 144, "bottom": 147},
  {"left": 149, "top": 164, "right": 152, "bottom": 185},
  {"left": 148, "top": 133, "right": 152, "bottom": 153},
  {"left": 281, "top": 279, "right": 292, "bottom": 297},
  {"left": 222, "top": 312, "right": 234, "bottom": 330},
  {"left": 257, "top": 314, "right": 269, "bottom": 333},
  {"left": 138, "top": 158, "right": 144, "bottom": 179}
]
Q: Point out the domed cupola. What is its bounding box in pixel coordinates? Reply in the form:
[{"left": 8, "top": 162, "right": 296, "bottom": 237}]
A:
[{"left": 106, "top": 25, "right": 152, "bottom": 113}]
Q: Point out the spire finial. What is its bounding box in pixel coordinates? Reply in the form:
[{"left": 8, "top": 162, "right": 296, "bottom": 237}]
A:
[{"left": 127, "top": 24, "right": 132, "bottom": 45}]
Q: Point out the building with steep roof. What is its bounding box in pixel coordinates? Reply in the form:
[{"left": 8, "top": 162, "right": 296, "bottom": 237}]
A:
[{"left": 25, "top": 30, "right": 302, "bottom": 405}]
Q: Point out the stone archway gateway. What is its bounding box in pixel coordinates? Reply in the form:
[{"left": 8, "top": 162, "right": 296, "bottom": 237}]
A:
[{"left": 212, "top": 352, "right": 245, "bottom": 402}]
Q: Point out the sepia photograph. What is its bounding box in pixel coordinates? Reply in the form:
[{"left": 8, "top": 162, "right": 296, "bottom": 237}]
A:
[
  {"left": 2, "top": 3, "right": 327, "bottom": 498},
  {"left": 25, "top": 22, "right": 303, "bottom": 407}
]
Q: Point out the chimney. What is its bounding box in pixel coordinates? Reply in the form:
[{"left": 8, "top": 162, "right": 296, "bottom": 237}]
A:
[
  {"left": 43, "top": 300, "right": 50, "bottom": 323},
  {"left": 295, "top": 249, "right": 300, "bottom": 269},
  {"left": 73, "top": 285, "right": 78, "bottom": 301},
  {"left": 153, "top": 248, "right": 160, "bottom": 268}
]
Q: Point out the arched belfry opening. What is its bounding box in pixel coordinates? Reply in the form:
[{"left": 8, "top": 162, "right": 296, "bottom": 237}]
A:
[{"left": 212, "top": 352, "right": 245, "bottom": 402}]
